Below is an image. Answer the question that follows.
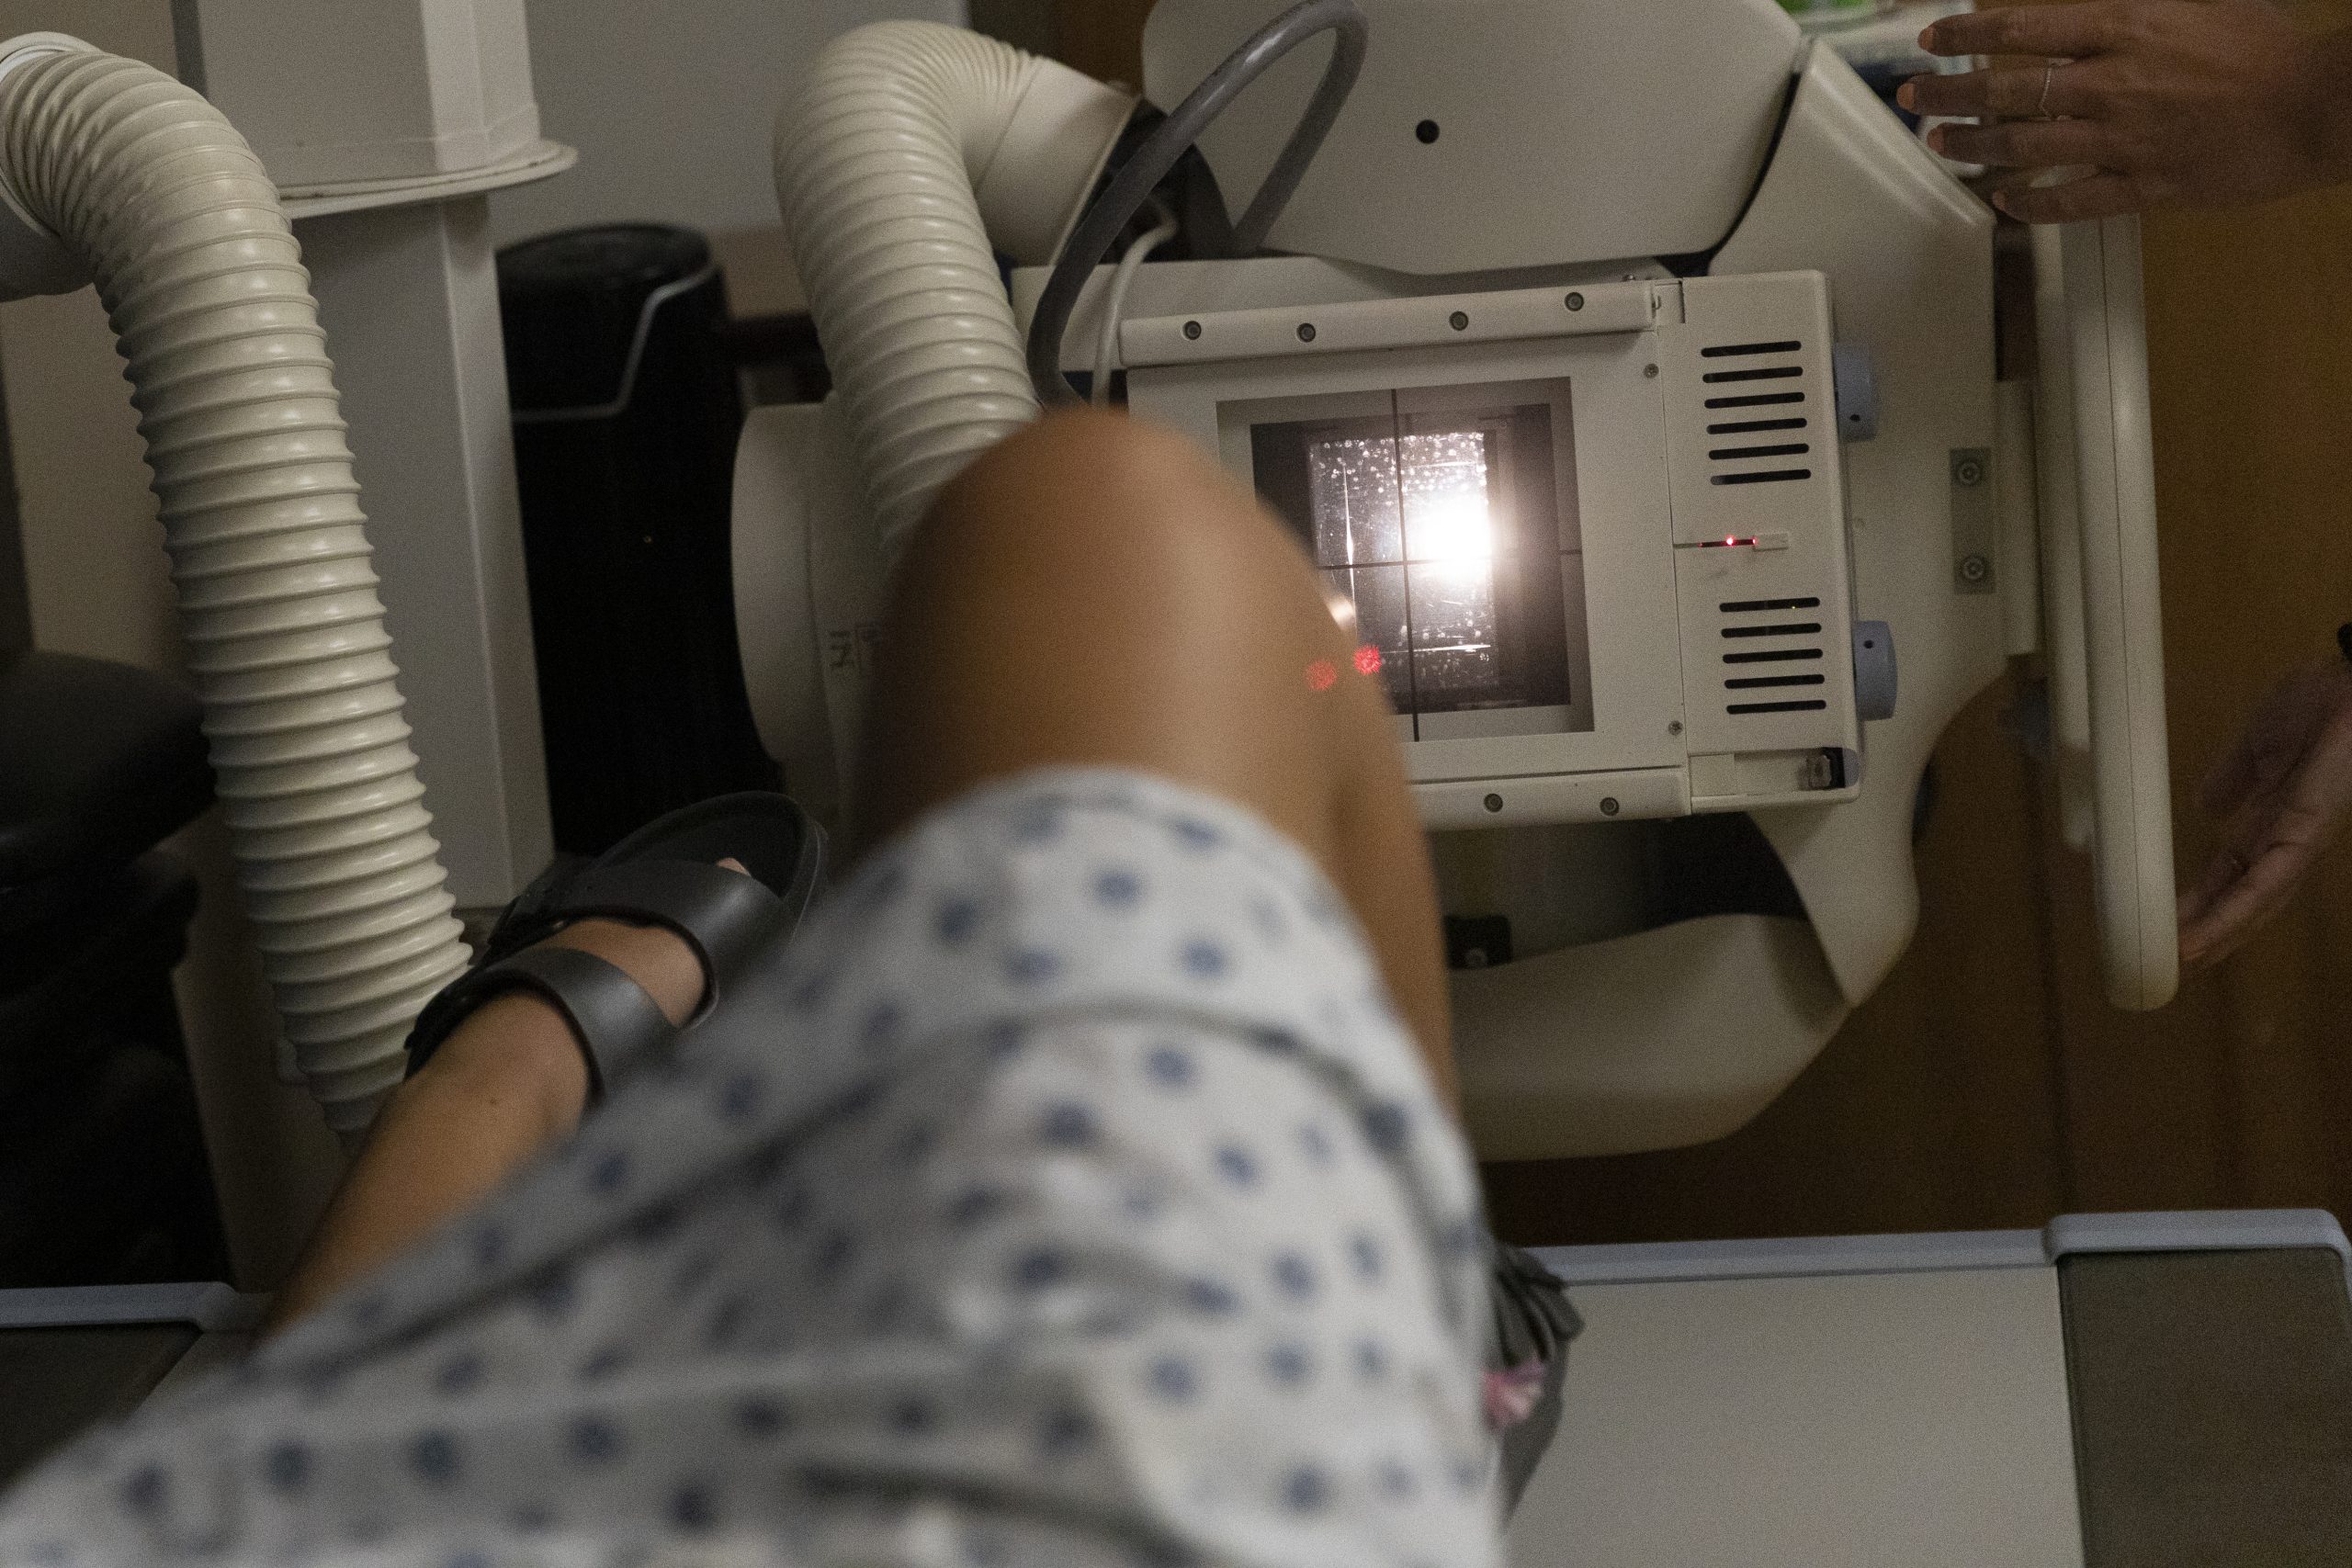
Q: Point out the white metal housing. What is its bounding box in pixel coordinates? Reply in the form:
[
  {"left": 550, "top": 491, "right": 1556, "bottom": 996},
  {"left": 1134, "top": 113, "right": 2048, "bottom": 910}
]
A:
[
  {"left": 752, "top": 10, "right": 2178, "bottom": 1161},
  {"left": 1142, "top": 0, "right": 1804, "bottom": 275}
]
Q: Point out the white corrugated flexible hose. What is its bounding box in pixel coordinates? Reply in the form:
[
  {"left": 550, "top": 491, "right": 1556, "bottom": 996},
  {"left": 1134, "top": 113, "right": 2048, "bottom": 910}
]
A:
[
  {"left": 773, "top": 21, "right": 1135, "bottom": 562},
  {"left": 0, "top": 37, "right": 469, "bottom": 1134}
]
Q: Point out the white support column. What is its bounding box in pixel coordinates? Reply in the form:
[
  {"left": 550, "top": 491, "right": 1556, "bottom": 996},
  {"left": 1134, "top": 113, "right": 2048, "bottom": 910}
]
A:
[{"left": 296, "top": 197, "right": 553, "bottom": 907}]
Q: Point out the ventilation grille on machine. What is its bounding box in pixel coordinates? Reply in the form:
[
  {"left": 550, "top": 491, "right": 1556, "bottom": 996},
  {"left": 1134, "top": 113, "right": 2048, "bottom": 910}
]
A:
[
  {"left": 1701, "top": 341, "right": 1813, "bottom": 488},
  {"left": 1718, "top": 596, "right": 1827, "bottom": 716}
]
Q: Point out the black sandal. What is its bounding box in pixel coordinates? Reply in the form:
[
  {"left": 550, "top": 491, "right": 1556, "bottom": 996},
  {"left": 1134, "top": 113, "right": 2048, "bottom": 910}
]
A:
[
  {"left": 1491, "top": 1240, "right": 1581, "bottom": 1514},
  {"left": 403, "top": 793, "right": 825, "bottom": 1100}
]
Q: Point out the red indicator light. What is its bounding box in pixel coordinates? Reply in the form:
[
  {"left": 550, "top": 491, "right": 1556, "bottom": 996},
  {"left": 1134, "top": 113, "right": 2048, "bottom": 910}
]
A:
[
  {"left": 1354, "top": 644, "right": 1385, "bottom": 676},
  {"left": 1306, "top": 658, "right": 1339, "bottom": 692}
]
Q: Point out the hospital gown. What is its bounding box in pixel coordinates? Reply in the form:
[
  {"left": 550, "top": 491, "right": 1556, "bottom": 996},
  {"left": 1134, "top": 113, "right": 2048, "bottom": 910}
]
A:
[{"left": 0, "top": 769, "right": 1501, "bottom": 1568}]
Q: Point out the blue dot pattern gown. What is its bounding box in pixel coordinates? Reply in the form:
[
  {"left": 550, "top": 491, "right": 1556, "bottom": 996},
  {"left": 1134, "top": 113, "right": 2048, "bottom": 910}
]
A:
[{"left": 0, "top": 770, "right": 1500, "bottom": 1568}]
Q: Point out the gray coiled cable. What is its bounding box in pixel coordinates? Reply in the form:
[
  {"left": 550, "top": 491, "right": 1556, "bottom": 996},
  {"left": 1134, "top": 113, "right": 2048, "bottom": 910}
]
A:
[{"left": 1026, "top": 0, "right": 1369, "bottom": 407}]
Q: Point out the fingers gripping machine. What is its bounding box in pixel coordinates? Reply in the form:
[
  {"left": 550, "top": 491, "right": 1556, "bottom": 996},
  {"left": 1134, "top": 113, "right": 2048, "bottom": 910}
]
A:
[{"left": 739, "top": 0, "right": 2178, "bottom": 1161}]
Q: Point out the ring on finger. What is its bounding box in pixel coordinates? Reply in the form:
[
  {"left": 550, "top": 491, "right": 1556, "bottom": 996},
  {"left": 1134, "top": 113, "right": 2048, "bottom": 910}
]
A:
[{"left": 2036, "top": 62, "right": 2057, "bottom": 118}]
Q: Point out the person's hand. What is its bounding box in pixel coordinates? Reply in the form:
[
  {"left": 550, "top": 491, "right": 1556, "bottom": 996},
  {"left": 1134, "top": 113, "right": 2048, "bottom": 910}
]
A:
[
  {"left": 2177, "top": 658, "right": 2352, "bottom": 968},
  {"left": 1900, "top": 0, "right": 2352, "bottom": 223}
]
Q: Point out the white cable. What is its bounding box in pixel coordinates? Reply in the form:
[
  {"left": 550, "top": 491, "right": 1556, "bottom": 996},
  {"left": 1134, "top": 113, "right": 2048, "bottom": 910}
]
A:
[
  {"left": 0, "top": 42, "right": 469, "bottom": 1133},
  {"left": 1091, "top": 198, "right": 1179, "bottom": 409}
]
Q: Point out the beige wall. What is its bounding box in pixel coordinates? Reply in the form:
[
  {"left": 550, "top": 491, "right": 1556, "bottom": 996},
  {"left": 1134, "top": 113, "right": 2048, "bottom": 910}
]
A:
[
  {"left": 486, "top": 0, "right": 964, "bottom": 318},
  {"left": 0, "top": 0, "right": 345, "bottom": 1288}
]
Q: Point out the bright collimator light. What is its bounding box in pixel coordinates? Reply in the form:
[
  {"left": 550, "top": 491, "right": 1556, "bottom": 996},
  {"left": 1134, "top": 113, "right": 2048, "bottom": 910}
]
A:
[{"left": 1408, "top": 493, "right": 1494, "bottom": 566}]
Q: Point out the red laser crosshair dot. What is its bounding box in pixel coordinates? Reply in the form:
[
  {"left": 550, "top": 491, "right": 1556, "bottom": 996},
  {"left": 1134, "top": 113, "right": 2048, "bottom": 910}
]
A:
[
  {"left": 1306, "top": 658, "right": 1339, "bottom": 692},
  {"left": 1353, "top": 644, "right": 1385, "bottom": 676}
]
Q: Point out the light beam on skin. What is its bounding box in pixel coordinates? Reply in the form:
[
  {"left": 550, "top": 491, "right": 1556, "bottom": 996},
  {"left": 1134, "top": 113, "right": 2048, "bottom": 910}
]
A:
[{"left": 1306, "top": 647, "right": 1385, "bottom": 691}]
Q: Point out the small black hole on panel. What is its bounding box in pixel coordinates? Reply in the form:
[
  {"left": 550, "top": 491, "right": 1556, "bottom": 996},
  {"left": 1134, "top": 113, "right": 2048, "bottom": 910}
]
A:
[{"left": 1416, "top": 119, "right": 1441, "bottom": 144}]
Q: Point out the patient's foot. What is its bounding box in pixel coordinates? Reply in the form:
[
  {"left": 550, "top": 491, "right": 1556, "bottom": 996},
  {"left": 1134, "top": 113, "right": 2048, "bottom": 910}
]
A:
[
  {"left": 436, "top": 856, "right": 751, "bottom": 1128},
  {"left": 262, "top": 861, "right": 751, "bottom": 1334}
]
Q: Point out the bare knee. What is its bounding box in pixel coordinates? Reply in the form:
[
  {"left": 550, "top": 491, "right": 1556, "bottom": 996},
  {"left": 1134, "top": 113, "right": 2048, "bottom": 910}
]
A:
[
  {"left": 863, "top": 409, "right": 1456, "bottom": 1089},
  {"left": 944, "top": 407, "right": 1188, "bottom": 494},
  {"left": 924, "top": 409, "right": 1277, "bottom": 581},
  {"left": 908, "top": 410, "right": 1370, "bottom": 729},
  {"left": 861, "top": 410, "right": 1368, "bottom": 847}
]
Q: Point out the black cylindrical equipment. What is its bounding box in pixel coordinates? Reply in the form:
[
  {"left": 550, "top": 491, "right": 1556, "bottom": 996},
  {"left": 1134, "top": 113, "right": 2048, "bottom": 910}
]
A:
[{"left": 499, "top": 224, "right": 778, "bottom": 856}]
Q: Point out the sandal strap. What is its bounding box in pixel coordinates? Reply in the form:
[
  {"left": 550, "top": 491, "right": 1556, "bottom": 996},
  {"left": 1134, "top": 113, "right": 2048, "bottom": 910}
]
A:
[
  {"left": 1489, "top": 1241, "right": 1582, "bottom": 1366},
  {"left": 550, "top": 861, "right": 785, "bottom": 1010},
  {"left": 404, "top": 944, "right": 678, "bottom": 1100}
]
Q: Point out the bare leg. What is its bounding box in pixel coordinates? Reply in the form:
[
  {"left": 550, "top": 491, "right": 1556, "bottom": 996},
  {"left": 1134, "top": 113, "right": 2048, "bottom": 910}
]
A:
[
  {"left": 856, "top": 410, "right": 1456, "bottom": 1103},
  {"left": 269, "top": 407, "right": 1455, "bottom": 1329},
  {"left": 264, "top": 919, "right": 705, "bottom": 1330}
]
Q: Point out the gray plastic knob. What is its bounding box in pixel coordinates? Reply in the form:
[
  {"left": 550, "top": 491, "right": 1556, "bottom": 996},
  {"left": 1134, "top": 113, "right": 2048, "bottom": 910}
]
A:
[{"left": 1853, "top": 620, "right": 1897, "bottom": 723}]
